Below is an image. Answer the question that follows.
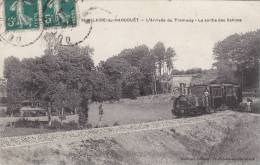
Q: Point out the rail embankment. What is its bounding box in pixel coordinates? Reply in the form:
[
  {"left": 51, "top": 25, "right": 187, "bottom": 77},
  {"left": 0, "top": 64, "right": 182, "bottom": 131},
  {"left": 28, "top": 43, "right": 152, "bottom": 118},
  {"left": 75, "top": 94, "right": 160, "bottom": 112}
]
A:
[{"left": 1, "top": 111, "right": 259, "bottom": 165}]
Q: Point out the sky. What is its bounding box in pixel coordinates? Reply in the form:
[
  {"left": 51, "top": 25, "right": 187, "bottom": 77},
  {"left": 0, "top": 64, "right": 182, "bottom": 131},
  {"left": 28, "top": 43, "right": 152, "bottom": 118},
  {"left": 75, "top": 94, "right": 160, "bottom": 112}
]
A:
[{"left": 0, "top": 0, "right": 260, "bottom": 77}]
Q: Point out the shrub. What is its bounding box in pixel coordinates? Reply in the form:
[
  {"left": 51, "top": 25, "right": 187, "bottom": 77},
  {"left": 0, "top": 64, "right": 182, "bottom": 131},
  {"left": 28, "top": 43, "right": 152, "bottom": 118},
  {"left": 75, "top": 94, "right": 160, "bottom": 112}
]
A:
[
  {"left": 48, "top": 120, "right": 80, "bottom": 130},
  {"left": 86, "top": 123, "right": 93, "bottom": 129},
  {"left": 14, "top": 119, "right": 45, "bottom": 128},
  {"left": 14, "top": 118, "right": 28, "bottom": 128},
  {"left": 251, "top": 102, "right": 260, "bottom": 113},
  {"left": 48, "top": 119, "right": 61, "bottom": 129},
  {"left": 94, "top": 124, "right": 109, "bottom": 128},
  {"left": 62, "top": 121, "right": 79, "bottom": 130},
  {"left": 78, "top": 108, "right": 88, "bottom": 128},
  {"left": 113, "top": 122, "right": 120, "bottom": 126}
]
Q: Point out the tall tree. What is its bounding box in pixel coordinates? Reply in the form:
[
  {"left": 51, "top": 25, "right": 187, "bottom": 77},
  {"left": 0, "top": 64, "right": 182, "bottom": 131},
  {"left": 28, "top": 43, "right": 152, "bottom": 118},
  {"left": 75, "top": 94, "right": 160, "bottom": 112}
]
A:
[
  {"left": 213, "top": 30, "right": 260, "bottom": 89},
  {"left": 4, "top": 57, "right": 22, "bottom": 115},
  {"left": 165, "top": 47, "right": 176, "bottom": 75},
  {"left": 152, "top": 42, "right": 166, "bottom": 78},
  {"left": 151, "top": 42, "right": 177, "bottom": 93},
  {"left": 4, "top": 56, "right": 21, "bottom": 80}
]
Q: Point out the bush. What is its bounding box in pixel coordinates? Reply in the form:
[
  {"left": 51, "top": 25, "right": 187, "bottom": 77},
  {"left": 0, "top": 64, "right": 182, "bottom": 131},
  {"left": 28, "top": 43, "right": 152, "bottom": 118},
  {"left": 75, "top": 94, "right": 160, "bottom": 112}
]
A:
[
  {"left": 48, "top": 120, "right": 79, "bottom": 130},
  {"left": 14, "top": 119, "right": 46, "bottom": 128},
  {"left": 86, "top": 123, "right": 93, "bottom": 129},
  {"left": 113, "top": 121, "right": 120, "bottom": 126},
  {"left": 14, "top": 118, "right": 28, "bottom": 127},
  {"left": 48, "top": 119, "right": 61, "bottom": 129},
  {"left": 94, "top": 124, "right": 109, "bottom": 128},
  {"left": 62, "top": 121, "right": 79, "bottom": 130},
  {"left": 78, "top": 108, "right": 88, "bottom": 128},
  {"left": 251, "top": 102, "right": 260, "bottom": 113}
]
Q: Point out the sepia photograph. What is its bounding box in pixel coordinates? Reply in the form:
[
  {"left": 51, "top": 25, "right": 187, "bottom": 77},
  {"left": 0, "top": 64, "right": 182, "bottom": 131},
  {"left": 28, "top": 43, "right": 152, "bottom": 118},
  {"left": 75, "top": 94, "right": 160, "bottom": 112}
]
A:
[{"left": 0, "top": 0, "right": 259, "bottom": 164}]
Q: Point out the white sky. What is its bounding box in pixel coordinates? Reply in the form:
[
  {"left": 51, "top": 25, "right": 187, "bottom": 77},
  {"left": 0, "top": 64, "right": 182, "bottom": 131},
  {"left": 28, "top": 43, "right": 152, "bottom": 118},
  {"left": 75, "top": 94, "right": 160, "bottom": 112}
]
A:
[{"left": 0, "top": 1, "right": 260, "bottom": 77}]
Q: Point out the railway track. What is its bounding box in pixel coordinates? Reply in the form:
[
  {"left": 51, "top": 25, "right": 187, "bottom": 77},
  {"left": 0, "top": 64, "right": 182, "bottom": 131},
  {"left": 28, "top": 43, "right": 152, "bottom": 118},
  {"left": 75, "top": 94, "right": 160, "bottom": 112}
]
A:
[{"left": 0, "top": 111, "right": 237, "bottom": 148}]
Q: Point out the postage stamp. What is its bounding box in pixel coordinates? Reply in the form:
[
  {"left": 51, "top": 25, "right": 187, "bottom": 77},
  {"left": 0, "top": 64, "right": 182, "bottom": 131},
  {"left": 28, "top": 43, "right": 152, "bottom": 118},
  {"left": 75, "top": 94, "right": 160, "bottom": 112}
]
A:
[
  {"left": 41, "top": 2, "right": 114, "bottom": 46},
  {"left": 41, "top": 0, "right": 77, "bottom": 28},
  {"left": 4, "top": 0, "right": 39, "bottom": 31},
  {"left": 0, "top": 1, "right": 43, "bottom": 47}
]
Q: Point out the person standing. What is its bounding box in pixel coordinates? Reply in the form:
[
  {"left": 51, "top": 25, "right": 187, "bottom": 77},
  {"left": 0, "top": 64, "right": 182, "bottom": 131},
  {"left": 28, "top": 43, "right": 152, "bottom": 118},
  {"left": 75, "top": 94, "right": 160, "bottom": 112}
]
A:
[
  {"left": 203, "top": 88, "right": 210, "bottom": 112},
  {"left": 246, "top": 98, "right": 253, "bottom": 112},
  {"left": 98, "top": 103, "right": 104, "bottom": 127}
]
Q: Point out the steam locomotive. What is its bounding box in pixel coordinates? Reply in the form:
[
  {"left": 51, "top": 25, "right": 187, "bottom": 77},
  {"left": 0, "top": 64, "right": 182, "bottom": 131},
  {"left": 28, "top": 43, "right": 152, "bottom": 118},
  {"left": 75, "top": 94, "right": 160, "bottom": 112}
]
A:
[{"left": 172, "top": 83, "right": 242, "bottom": 117}]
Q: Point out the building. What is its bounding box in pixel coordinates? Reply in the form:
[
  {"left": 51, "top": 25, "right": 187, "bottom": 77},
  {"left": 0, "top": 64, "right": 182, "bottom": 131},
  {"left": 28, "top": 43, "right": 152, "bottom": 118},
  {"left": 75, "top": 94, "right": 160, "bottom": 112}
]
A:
[
  {"left": 169, "top": 70, "right": 219, "bottom": 95},
  {"left": 169, "top": 74, "right": 198, "bottom": 95},
  {"left": 20, "top": 106, "right": 47, "bottom": 117},
  {"left": 170, "top": 74, "right": 197, "bottom": 87}
]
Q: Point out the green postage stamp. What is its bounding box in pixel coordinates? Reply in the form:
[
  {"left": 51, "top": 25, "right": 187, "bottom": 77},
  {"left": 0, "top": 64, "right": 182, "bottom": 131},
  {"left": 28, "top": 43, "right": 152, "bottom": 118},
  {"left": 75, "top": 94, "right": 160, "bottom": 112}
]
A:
[
  {"left": 42, "top": 0, "right": 77, "bottom": 28},
  {"left": 4, "top": 0, "right": 40, "bottom": 31},
  {"left": 4, "top": 0, "right": 77, "bottom": 31}
]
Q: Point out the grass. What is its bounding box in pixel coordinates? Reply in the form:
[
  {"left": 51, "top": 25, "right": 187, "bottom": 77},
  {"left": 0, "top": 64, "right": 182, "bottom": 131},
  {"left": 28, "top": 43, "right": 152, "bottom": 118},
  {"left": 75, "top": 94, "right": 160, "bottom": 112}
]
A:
[
  {"left": 0, "top": 127, "right": 55, "bottom": 137},
  {"left": 1, "top": 95, "right": 259, "bottom": 137},
  {"left": 0, "top": 95, "right": 173, "bottom": 137},
  {"left": 88, "top": 98, "right": 173, "bottom": 126}
]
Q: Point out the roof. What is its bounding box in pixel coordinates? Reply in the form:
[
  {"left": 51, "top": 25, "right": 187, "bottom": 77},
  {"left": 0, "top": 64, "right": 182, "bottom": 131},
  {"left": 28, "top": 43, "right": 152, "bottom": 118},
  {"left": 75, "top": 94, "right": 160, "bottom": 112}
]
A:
[
  {"left": 20, "top": 106, "right": 46, "bottom": 112},
  {"left": 169, "top": 70, "right": 238, "bottom": 87},
  {"left": 190, "top": 70, "right": 219, "bottom": 86},
  {"left": 169, "top": 74, "right": 198, "bottom": 87}
]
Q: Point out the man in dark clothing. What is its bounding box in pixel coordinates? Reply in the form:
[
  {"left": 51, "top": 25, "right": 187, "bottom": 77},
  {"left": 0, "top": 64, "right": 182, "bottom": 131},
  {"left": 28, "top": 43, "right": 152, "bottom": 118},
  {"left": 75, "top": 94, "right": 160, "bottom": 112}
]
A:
[{"left": 98, "top": 103, "right": 104, "bottom": 127}]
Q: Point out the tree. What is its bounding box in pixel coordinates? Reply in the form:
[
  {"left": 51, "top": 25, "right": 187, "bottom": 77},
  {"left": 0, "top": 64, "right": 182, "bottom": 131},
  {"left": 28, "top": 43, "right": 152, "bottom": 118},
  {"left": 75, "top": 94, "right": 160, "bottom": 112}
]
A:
[
  {"left": 99, "top": 42, "right": 177, "bottom": 96},
  {"left": 4, "top": 57, "right": 22, "bottom": 116},
  {"left": 117, "top": 45, "right": 154, "bottom": 96},
  {"left": 152, "top": 42, "right": 166, "bottom": 78},
  {"left": 4, "top": 56, "right": 21, "bottom": 80},
  {"left": 89, "top": 70, "right": 113, "bottom": 102},
  {"left": 98, "top": 57, "right": 132, "bottom": 99},
  {"left": 118, "top": 45, "right": 150, "bottom": 68},
  {"left": 165, "top": 47, "right": 176, "bottom": 75},
  {"left": 99, "top": 45, "right": 155, "bottom": 98},
  {"left": 121, "top": 67, "right": 143, "bottom": 99},
  {"left": 42, "top": 32, "right": 96, "bottom": 127},
  {"left": 139, "top": 55, "right": 156, "bottom": 95},
  {"left": 151, "top": 42, "right": 177, "bottom": 93},
  {"left": 185, "top": 68, "right": 202, "bottom": 74},
  {"left": 4, "top": 32, "right": 96, "bottom": 127},
  {"left": 56, "top": 45, "right": 94, "bottom": 128},
  {"left": 213, "top": 30, "right": 260, "bottom": 89}
]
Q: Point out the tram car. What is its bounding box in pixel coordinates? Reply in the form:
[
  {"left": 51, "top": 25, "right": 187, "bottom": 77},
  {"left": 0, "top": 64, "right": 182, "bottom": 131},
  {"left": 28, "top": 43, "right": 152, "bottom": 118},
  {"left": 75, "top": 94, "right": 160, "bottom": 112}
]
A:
[{"left": 172, "top": 83, "right": 242, "bottom": 117}]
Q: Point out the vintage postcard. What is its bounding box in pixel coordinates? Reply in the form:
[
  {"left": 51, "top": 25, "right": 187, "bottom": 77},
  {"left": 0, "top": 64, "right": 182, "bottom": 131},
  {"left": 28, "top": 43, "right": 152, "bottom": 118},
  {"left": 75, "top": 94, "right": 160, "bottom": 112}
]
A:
[{"left": 0, "top": 0, "right": 259, "bottom": 164}]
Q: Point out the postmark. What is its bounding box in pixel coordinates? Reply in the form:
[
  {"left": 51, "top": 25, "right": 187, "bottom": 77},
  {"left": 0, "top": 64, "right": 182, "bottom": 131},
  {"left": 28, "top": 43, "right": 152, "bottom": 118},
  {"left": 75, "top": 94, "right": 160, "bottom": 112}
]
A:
[
  {"left": 43, "top": 1, "right": 115, "bottom": 46},
  {"left": 54, "top": 4, "right": 114, "bottom": 46},
  {"left": 0, "top": 28, "right": 44, "bottom": 47},
  {"left": 41, "top": 0, "right": 77, "bottom": 28},
  {"left": 41, "top": 0, "right": 91, "bottom": 46},
  {"left": 0, "top": 0, "right": 112, "bottom": 47},
  {"left": 4, "top": 0, "right": 39, "bottom": 31},
  {"left": 0, "top": 0, "right": 43, "bottom": 47}
]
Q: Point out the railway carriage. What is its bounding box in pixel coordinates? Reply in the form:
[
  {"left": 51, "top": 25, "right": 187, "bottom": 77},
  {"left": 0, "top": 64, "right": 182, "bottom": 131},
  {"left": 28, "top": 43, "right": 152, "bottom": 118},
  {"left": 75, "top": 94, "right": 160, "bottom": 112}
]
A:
[{"left": 172, "top": 83, "right": 242, "bottom": 117}]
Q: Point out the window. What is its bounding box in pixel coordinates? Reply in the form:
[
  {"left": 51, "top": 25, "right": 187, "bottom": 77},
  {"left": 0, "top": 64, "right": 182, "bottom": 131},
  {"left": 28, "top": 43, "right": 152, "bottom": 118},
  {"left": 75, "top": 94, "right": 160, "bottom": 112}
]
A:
[
  {"left": 226, "top": 87, "right": 233, "bottom": 96},
  {"left": 212, "top": 87, "right": 222, "bottom": 97}
]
